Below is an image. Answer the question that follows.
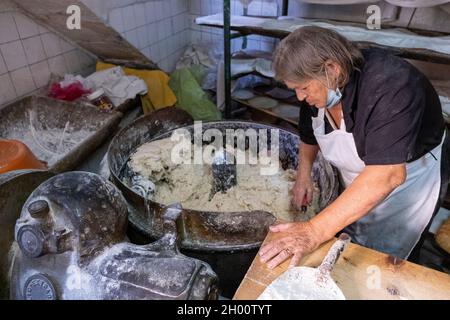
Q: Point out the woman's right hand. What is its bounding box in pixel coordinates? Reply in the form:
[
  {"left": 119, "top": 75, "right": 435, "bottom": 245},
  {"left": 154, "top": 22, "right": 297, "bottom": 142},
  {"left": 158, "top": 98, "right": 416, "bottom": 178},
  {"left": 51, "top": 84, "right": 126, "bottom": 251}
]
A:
[{"left": 291, "top": 175, "right": 314, "bottom": 210}]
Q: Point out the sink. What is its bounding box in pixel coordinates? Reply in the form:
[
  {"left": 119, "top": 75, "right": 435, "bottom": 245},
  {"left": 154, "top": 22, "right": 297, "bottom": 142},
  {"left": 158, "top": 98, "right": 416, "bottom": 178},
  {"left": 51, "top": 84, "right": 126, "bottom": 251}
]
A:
[{"left": 0, "top": 96, "right": 122, "bottom": 173}]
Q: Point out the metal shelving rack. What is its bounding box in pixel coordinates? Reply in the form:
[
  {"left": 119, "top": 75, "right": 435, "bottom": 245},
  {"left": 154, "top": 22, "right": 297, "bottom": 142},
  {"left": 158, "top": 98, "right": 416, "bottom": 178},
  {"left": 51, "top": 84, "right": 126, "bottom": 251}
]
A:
[
  {"left": 222, "top": 0, "right": 290, "bottom": 119},
  {"left": 203, "top": 0, "right": 450, "bottom": 120}
]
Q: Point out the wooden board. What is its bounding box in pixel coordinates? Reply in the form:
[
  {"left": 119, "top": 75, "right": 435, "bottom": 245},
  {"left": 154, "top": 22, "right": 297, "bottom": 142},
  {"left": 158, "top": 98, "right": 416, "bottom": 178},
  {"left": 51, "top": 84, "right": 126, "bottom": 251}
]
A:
[
  {"left": 233, "top": 232, "right": 450, "bottom": 300},
  {"left": 13, "top": 0, "right": 158, "bottom": 69}
]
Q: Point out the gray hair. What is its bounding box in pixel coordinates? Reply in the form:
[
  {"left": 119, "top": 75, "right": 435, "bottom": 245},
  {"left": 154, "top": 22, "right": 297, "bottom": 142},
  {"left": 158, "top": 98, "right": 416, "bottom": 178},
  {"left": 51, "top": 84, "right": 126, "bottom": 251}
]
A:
[{"left": 273, "top": 26, "right": 364, "bottom": 87}]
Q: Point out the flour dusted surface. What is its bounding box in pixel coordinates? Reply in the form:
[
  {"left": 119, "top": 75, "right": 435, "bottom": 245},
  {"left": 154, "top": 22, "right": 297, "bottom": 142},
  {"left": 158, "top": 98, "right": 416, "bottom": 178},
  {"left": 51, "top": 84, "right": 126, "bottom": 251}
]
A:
[{"left": 257, "top": 267, "right": 345, "bottom": 300}]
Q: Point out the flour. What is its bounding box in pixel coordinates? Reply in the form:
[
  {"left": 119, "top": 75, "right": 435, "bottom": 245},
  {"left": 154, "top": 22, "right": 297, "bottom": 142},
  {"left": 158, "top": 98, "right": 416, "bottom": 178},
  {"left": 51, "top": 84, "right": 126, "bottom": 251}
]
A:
[
  {"left": 2, "top": 109, "right": 94, "bottom": 167},
  {"left": 257, "top": 267, "right": 345, "bottom": 300},
  {"left": 6, "top": 125, "right": 93, "bottom": 166},
  {"left": 129, "top": 138, "right": 320, "bottom": 221}
]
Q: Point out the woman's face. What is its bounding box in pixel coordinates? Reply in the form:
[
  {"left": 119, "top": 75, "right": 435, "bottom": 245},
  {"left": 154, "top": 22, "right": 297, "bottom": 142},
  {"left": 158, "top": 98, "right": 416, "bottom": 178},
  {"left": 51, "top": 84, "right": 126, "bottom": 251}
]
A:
[{"left": 285, "top": 78, "right": 329, "bottom": 109}]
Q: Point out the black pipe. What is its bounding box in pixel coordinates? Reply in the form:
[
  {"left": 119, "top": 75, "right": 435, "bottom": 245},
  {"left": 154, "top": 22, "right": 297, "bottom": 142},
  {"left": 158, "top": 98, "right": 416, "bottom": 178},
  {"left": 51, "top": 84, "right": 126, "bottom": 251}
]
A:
[{"left": 224, "top": 0, "right": 232, "bottom": 119}]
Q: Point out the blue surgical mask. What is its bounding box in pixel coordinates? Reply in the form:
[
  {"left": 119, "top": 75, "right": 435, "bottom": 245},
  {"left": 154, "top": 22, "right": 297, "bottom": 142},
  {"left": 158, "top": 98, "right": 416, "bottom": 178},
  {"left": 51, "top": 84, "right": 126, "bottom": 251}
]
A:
[
  {"left": 326, "top": 87, "right": 342, "bottom": 109},
  {"left": 325, "top": 68, "right": 342, "bottom": 109}
]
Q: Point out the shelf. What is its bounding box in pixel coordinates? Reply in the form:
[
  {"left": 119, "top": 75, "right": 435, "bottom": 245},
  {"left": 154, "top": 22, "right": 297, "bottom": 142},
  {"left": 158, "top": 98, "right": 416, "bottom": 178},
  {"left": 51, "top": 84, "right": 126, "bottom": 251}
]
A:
[
  {"left": 231, "top": 70, "right": 274, "bottom": 81},
  {"left": 197, "top": 14, "right": 450, "bottom": 65},
  {"left": 233, "top": 97, "right": 299, "bottom": 126},
  {"left": 251, "top": 85, "right": 298, "bottom": 104},
  {"left": 208, "top": 86, "right": 299, "bottom": 125}
]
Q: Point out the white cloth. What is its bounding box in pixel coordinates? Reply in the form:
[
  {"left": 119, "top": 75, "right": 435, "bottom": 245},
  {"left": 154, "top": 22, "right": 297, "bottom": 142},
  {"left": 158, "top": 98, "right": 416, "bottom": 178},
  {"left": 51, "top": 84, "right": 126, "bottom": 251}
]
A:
[
  {"left": 197, "top": 14, "right": 450, "bottom": 56},
  {"left": 176, "top": 46, "right": 215, "bottom": 70},
  {"left": 385, "top": 0, "right": 450, "bottom": 8},
  {"left": 231, "top": 58, "right": 274, "bottom": 77},
  {"left": 311, "top": 107, "right": 443, "bottom": 258},
  {"left": 86, "top": 67, "right": 148, "bottom": 107},
  {"left": 216, "top": 62, "right": 240, "bottom": 111},
  {"left": 262, "top": 17, "right": 450, "bottom": 56},
  {"left": 195, "top": 13, "right": 268, "bottom": 27},
  {"left": 294, "top": 0, "right": 375, "bottom": 4},
  {"left": 295, "top": 0, "right": 450, "bottom": 7}
]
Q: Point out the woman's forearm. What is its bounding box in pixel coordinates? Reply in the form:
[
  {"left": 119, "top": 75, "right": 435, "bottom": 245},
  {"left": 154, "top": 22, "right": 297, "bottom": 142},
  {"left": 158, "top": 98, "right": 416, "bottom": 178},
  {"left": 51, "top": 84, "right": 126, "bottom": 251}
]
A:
[
  {"left": 298, "top": 142, "right": 319, "bottom": 179},
  {"left": 259, "top": 164, "right": 407, "bottom": 269},
  {"left": 310, "top": 164, "right": 407, "bottom": 243}
]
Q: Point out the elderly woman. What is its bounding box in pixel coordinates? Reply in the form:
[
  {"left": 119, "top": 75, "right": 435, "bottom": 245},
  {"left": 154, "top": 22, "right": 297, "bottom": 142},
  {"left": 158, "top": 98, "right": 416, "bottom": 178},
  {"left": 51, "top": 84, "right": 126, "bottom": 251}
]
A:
[{"left": 259, "top": 26, "right": 449, "bottom": 269}]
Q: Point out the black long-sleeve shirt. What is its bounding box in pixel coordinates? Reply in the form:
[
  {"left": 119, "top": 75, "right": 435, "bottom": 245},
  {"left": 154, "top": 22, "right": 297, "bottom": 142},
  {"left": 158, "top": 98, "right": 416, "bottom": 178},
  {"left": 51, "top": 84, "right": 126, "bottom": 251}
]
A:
[{"left": 298, "top": 48, "right": 445, "bottom": 165}]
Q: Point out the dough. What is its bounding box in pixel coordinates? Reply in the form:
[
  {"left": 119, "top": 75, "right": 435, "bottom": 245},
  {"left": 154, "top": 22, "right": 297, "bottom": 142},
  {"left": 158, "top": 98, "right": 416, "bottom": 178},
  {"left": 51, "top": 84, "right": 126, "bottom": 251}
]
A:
[
  {"left": 247, "top": 97, "right": 278, "bottom": 110},
  {"left": 257, "top": 267, "right": 345, "bottom": 300},
  {"left": 231, "top": 59, "right": 256, "bottom": 76},
  {"left": 129, "top": 138, "right": 320, "bottom": 222},
  {"left": 232, "top": 89, "right": 255, "bottom": 100},
  {"left": 435, "top": 217, "right": 450, "bottom": 254},
  {"left": 255, "top": 58, "right": 275, "bottom": 78},
  {"left": 272, "top": 104, "right": 300, "bottom": 120},
  {"left": 266, "top": 87, "right": 295, "bottom": 100}
]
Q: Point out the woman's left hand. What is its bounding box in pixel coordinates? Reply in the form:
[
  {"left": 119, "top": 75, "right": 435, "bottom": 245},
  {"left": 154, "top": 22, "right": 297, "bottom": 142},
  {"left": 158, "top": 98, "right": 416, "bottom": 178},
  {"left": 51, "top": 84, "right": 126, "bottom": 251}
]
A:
[{"left": 259, "top": 221, "right": 323, "bottom": 269}]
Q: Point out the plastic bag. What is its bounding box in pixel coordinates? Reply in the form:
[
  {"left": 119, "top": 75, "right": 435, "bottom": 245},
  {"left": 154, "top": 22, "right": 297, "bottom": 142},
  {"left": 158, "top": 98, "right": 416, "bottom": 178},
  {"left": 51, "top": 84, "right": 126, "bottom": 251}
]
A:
[
  {"left": 169, "top": 67, "right": 222, "bottom": 121},
  {"left": 175, "top": 43, "right": 223, "bottom": 91}
]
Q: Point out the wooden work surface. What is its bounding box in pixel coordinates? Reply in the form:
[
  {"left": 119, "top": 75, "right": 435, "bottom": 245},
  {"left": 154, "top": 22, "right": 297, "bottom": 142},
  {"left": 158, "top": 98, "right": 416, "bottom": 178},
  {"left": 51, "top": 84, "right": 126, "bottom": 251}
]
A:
[{"left": 233, "top": 232, "right": 450, "bottom": 300}]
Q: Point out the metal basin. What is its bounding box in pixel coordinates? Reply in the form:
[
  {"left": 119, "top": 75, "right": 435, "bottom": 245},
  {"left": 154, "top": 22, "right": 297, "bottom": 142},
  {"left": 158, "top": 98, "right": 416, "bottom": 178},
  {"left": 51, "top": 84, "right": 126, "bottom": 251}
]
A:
[
  {"left": 108, "top": 108, "right": 340, "bottom": 297},
  {"left": 108, "top": 110, "right": 340, "bottom": 251},
  {"left": 0, "top": 96, "right": 122, "bottom": 173}
]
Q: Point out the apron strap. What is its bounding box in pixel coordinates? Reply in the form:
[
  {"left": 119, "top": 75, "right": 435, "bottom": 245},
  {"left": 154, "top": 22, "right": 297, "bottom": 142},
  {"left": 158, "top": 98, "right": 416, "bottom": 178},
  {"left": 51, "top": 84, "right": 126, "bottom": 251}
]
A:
[{"left": 324, "top": 109, "right": 338, "bottom": 131}]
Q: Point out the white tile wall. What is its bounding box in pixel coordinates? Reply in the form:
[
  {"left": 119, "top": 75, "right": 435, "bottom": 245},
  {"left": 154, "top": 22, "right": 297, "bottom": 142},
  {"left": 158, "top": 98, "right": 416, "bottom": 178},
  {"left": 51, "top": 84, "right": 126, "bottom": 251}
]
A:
[
  {"left": 145, "top": 2, "right": 155, "bottom": 23},
  {"left": 63, "top": 51, "right": 82, "bottom": 74},
  {"left": 0, "top": 73, "right": 16, "bottom": 106},
  {"left": 22, "top": 36, "right": 46, "bottom": 64},
  {"left": 30, "top": 60, "right": 51, "bottom": 88},
  {"left": 0, "top": 0, "right": 289, "bottom": 108},
  {"left": 37, "top": 24, "right": 48, "bottom": 34},
  {"left": 41, "top": 33, "right": 63, "bottom": 57},
  {"left": 122, "top": 6, "right": 136, "bottom": 31},
  {"left": 0, "top": 13, "right": 20, "bottom": 43},
  {"left": 48, "top": 55, "right": 68, "bottom": 77},
  {"left": 109, "top": 8, "right": 125, "bottom": 33},
  {"left": 1, "top": 40, "right": 28, "bottom": 71},
  {"left": 10, "top": 66, "right": 36, "bottom": 96},
  {"left": 146, "top": 23, "right": 157, "bottom": 46},
  {"left": 156, "top": 20, "right": 166, "bottom": 41},
  {"left": 190, "top": 0, "right": 201, "bottom": 15},
  {"left": 14, "top": 12, "right": 40, "bottom": 39},
  {"left": 60, "top": 38, "right": 75, "bottom": 53},
  {"left": 137, "top": 26, "right": 148, "bottom": 49},
  {"left": 163, "top": 1, "right": 172, "bottom": 19},
  {"left": 125, "top": 29, "right": 139, "bottom": 48},
  {"left": 0, "top": 3, "right": 95, "bottom": 108},
  {"left": 150, "top": 44, "right": 161, "bottom": 62},
  {"left": 133, "top": 3, "right": 146, "bottom": 27},
  {"left": 173, "top": 14, "right": 187, "bottom": 34},
  {"left": 153, "top": 1, "right": 164, "bottom": 18},
  {"left": 188, "top": 0, "right": 279, "bottom": 53},
  {"left": 102, "top": 0, "right": 191, "bottom": 73},
  {"left": 0, "top": 55, "right": 6, "bottom": 75}
]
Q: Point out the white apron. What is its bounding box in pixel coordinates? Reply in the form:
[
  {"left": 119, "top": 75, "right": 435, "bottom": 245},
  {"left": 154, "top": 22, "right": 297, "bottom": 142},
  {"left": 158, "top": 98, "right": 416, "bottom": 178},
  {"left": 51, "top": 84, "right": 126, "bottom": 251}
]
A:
[{"left": 312, "top": 108, "right": 444, "bottom": 258}]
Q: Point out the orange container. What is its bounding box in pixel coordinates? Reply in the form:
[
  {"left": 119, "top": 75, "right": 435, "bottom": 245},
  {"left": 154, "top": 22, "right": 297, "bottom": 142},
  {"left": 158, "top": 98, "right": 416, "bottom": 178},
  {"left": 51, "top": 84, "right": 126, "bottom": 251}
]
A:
[{"left": 0, "top": 139, "right": 47, "bottom": 174}]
